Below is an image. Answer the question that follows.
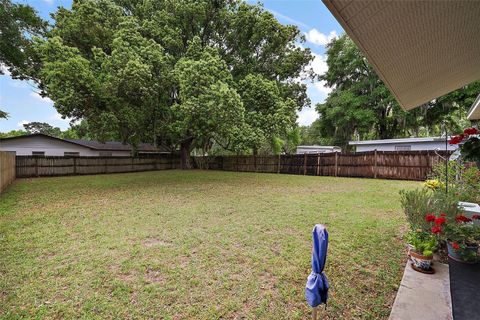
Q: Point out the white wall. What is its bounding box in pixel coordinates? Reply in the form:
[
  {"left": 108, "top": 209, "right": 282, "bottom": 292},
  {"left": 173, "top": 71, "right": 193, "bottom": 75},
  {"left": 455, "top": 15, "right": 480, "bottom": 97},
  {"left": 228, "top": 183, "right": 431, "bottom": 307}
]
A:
[
  {"left": 355, "top": 141, "right": 458, "bottom": 152},
  {"left": 296, "top": 147, "right": 341, "bottom": 154},
  {"left": 0, "top": 135, "right": 131, "bottom": 156}
]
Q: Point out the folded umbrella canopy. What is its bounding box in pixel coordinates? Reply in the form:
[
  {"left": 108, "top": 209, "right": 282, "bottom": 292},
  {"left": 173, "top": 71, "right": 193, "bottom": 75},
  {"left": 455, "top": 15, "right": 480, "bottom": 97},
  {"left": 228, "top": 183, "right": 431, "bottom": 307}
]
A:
[{"left": 305, "top": 224, "right": 329, "bottom": 308}]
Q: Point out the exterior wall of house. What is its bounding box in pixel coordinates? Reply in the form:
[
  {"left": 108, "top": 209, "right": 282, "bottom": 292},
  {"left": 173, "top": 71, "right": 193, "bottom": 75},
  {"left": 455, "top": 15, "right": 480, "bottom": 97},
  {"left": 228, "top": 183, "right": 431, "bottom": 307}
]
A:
[
  {"left": 354, "top": 141, "right": 458, "bottom": 152},
  {"left": 0, "top": 135, "right": 131, "bottom": 156}
]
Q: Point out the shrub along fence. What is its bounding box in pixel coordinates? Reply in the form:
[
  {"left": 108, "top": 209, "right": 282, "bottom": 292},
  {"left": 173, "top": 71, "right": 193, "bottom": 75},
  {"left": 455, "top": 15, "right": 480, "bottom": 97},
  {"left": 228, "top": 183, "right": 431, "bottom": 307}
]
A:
[
  {"left": 193, "top": 150, "right": 450, "bottom": 181},
  {"left": 0, "top": 152, "right": 16, "bottom": 193},
  {"left": 15, "top": 155, "right": 180, "bottom": 178}
]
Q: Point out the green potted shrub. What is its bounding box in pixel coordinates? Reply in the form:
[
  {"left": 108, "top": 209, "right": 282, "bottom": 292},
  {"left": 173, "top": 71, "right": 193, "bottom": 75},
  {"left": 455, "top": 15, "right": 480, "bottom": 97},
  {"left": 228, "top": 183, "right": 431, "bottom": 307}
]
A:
[{"left": 406, "top": 231, "right": 437, "bottom": 272}]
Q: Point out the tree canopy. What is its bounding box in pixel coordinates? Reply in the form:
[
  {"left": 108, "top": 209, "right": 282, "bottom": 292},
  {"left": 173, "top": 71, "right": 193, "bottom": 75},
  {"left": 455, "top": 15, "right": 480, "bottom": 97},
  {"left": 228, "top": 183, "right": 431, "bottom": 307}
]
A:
[
  {"left": 0, "top": 0, "right": 46, "bottom": 78},
  {"left": 33, "top": 0, "right": 314, "bottom": 166},
  {"left": 23, "top": 121, "right": 62, "bottom": 137},
  {"left": 0, "top": 0, "right": 46, "bottom": 118}
]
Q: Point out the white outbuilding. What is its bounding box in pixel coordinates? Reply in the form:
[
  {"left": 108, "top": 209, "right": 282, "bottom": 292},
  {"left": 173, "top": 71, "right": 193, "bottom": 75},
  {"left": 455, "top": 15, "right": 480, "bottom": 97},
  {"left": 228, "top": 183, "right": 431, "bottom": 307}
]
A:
[
  {"left": 296, "top": 145, "right": 341, "bottom": 154},
  {"left": 348, "top": 137, "right": 458, "bottom": 153}
]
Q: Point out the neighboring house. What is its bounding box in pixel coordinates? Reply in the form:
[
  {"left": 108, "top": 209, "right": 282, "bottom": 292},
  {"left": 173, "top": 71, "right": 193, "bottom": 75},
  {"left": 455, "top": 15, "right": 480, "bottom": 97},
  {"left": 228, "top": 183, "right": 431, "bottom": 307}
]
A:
[
  {"left": 349, "top": 137, "right": 458, "bottom": 152},
  {"left": 296, "top": 145, "right": 341, "bottom": 154},
  {"left": 0, "top": 133, "right": 170, "bottom": 156}
]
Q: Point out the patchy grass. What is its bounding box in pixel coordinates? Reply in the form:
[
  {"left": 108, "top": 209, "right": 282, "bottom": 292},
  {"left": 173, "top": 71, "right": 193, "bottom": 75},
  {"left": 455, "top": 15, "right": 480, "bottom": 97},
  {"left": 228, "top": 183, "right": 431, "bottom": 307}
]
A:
[{"left": 0, "top": 170, "right": 418, "bottom": 319}]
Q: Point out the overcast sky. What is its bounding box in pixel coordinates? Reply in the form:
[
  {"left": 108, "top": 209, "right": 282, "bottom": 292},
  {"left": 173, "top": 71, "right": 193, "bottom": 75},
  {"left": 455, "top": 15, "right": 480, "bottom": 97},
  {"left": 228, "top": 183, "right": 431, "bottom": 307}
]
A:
[{"left": 0, "top": 0, "right": 343, "bottom": 132}]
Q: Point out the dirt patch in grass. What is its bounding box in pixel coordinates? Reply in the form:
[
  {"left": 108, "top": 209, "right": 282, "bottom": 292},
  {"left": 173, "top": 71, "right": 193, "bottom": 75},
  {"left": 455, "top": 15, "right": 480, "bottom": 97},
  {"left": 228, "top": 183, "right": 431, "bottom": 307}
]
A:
[
  {"left": 144, "top": 268, "right": 167, "bottom": 284},
  {"left": 142, "top": 237, "right": 171, "bottom": 248}
]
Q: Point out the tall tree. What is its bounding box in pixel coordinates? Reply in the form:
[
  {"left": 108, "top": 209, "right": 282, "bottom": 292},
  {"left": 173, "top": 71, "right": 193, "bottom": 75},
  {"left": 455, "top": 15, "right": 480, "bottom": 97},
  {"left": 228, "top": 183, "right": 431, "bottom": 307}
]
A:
[
  {"left": 317, "top": 35, "right": 409, "bottom": 147},
  {"left": 33, "top": 0, "right": 313, "bottom": 167}
]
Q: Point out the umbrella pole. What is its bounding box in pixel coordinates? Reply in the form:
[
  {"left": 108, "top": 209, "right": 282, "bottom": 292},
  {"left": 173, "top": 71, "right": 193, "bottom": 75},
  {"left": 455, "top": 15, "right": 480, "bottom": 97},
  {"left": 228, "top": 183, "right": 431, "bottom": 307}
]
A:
[{"left": 312, "top": 307, "right": 318, "bottom": 320}]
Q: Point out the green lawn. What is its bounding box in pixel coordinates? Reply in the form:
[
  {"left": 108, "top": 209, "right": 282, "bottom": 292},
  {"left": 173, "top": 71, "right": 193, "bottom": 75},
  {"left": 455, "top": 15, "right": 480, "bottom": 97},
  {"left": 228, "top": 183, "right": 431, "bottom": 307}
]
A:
[{"left": 0, "top": 170, "right": 418, "bottom": 319}]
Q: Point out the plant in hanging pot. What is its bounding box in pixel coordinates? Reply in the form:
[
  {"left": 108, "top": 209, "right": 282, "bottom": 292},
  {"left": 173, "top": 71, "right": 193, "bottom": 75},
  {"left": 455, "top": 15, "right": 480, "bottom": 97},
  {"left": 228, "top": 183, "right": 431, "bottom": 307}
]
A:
[
  {"left": 406, "top": 230, "right": 438, "bottom": 272},
  {"left": 449, "top": 127, "right": 480, "bottom": 168}
]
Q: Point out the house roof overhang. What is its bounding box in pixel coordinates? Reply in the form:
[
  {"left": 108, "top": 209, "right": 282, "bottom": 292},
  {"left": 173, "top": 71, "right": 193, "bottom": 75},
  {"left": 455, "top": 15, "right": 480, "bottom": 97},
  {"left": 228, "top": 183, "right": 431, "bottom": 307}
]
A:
[
  {"left": 322, "top": 0, "right": 480, "bottom": 111},
  {"left": 467, "top": 94, "right": 480, "bottom": 120}
]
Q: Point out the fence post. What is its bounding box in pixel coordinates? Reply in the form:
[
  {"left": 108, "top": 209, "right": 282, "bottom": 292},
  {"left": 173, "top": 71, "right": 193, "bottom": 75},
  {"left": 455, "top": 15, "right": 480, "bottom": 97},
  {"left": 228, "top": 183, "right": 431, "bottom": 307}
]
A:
[
  {"left": 277, "top": 154, "right": 281, "bottom": 174},
  {"left": 374, "top": 149, "right": 378, "bottom": 179},
  {"left": 316, "top": 153, "right": 320, "bottom": 176},
  {"left": 334, "top": 152, "right": 338, "bottom": 177},
  {"left": 35, "top": 157, "right": 39, "bottom": 177},
  {"left": 254, "top": 153, "right": 257, "bottom": 172},
  {"left": 427, "top": 150, "right": 430, "bottom": 171},
  {"left": 104, "top": 158, "right": 107, "bottom": 174},
  {"left": 303, "top": 153, "right": 307, "bottom": 175},
  {"left": 73, "top": 157, "right": 77, "bottom": 175},
  {"left": 131, "top": 157, "right": 134, "bottom": 171}
]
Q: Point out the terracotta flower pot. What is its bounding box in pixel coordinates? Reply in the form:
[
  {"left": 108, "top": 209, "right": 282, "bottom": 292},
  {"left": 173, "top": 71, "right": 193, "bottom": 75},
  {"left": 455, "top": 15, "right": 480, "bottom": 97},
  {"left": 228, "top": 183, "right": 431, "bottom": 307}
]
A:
[{"left": 410, "top": 250, "right": 433, "bottom": 271}]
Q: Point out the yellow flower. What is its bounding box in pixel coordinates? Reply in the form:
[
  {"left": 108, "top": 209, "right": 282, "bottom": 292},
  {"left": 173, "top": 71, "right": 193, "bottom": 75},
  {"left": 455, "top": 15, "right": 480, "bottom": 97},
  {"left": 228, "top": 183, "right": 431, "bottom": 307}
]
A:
[{"left": 424, "top": 179, "right": 441, "bottom": 190}]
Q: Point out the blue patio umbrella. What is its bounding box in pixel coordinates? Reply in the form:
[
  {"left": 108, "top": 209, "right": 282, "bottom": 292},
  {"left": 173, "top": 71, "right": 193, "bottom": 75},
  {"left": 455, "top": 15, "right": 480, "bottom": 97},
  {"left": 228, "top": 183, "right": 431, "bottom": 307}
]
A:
[{"left": 305, "top": 224, "right": 329, "bottom": 309}]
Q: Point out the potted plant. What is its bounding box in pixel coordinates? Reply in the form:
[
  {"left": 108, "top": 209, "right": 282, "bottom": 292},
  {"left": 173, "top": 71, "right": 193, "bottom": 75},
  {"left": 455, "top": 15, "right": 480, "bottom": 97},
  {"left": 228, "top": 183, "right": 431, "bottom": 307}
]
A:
[
  {"left": 406, "top": 231, "right": 437, "bottom": 272},
  {"left": 425, "top": 212, "right": 480, "bottom": 263},
  {"left": 443, "top": 215, "right": 480, "bottom": 263},
  {"left": 449, "top": 127, "right": 480, "bottom": 169}
]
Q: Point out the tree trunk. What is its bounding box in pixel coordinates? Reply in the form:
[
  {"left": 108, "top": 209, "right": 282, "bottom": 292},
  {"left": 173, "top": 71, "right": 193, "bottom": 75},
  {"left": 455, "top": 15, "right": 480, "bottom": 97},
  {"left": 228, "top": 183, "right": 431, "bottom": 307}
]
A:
[{"left": 180, "top": 138, "right": 194, "bottom": 169}]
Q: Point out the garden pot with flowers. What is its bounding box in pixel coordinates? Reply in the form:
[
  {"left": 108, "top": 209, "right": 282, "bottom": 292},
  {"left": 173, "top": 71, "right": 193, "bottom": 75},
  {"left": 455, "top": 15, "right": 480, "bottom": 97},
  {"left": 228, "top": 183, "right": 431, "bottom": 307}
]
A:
[
  {"left": 449, "top": 127, "right": 480, "bottom": 169},
  {"left": 426, "top": 212, "right": 480, "bottom": 264},
  {"left": 406, "top": 230, "right": 437, "bottom": 273}
]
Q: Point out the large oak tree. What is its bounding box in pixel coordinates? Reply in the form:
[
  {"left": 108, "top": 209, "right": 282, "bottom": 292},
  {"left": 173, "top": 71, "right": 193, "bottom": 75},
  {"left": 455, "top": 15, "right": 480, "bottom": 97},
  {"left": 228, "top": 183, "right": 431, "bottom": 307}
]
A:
[{"left": 33, "top": 0, "right": 314, "bottom": 167}]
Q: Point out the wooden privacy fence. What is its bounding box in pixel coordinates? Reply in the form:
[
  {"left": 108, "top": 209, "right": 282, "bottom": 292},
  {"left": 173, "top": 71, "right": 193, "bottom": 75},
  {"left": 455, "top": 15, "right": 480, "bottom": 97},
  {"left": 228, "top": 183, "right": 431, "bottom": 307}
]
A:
[
  {"left": 16, "top": 155, "right": 180, "bottom": 178},
  {"left": 193, "top": 151, "right": 450, "bottom": 181},
  {"left": 0, "top": 152, "right": 16, "bottom": 193},
  {"left": 15, "top": 151, "right": 449, "bottom": 181}
]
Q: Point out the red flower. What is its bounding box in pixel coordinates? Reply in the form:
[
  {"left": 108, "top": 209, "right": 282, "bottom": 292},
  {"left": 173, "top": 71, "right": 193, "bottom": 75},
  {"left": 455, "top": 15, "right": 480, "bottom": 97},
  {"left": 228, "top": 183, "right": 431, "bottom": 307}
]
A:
[
  {"left": 425, "top": 214, "right": 436, "bottom": 222},
  {"left": 464, "top": 127, "right": 479, "bottom": 135},
  {"left": 455, "top": 215, "right": 472, "bottom": 223},
  {"left": 448, "top": 134, "right": 464, "bottom": 145},
  {"left": 440, "top": 212, "right": 447, "bottom": 217},
  {"left": 472, "top": 214, "right": 480, "bottom": 220},
  {"left": 431, "top": 226, "right": 442, "bottom": 234},
  {"left": 434, "top": 217, "right": 446, "bottom": 226},
  {"left": 452, "top": 242, "right": 460, "bottom": 250}
]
